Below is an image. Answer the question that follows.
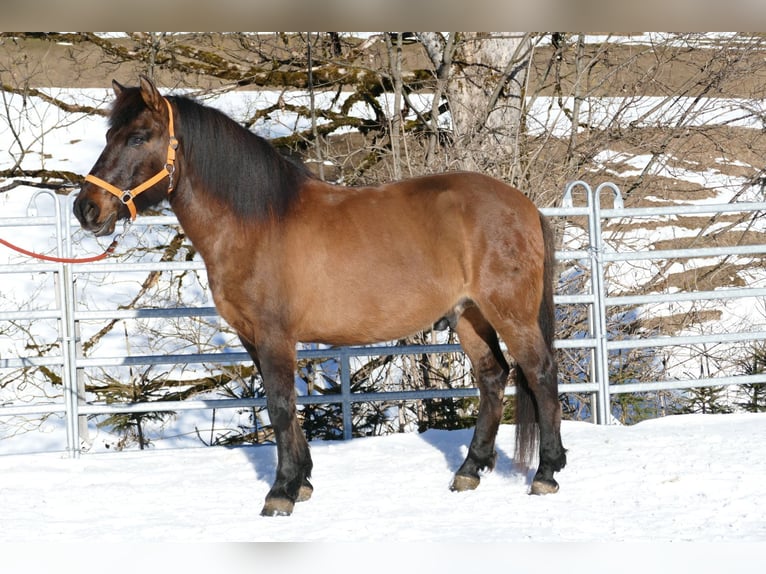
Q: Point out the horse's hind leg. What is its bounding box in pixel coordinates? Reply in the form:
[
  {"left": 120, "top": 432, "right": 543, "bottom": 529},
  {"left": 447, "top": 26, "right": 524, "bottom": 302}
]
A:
[
  {"left": 450, "top": 306, "right": 510, "bottom": 491},
  {"left": 239, "top": 336, "right": 313, "bottom": 516},
  {"left": 497, "top": 322, "right": 566, "bottom": 494}
]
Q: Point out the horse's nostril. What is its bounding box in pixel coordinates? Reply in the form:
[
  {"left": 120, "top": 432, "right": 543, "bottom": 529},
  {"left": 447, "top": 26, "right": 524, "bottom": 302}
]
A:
[
  {"left": 85, "top": 200, "right": 98, "bottom": 221},
  {"left": 74, "top": 197, "right": 99, "bottom": 224}
]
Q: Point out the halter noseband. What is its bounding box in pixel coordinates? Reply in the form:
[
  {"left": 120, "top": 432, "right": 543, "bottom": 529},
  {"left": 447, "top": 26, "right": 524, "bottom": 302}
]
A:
[{"left": 84, "top": 97, "right": 178, "bottom": 221}]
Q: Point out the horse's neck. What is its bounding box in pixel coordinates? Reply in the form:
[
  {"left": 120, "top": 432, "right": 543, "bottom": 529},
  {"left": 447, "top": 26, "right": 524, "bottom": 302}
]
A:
[
  {"left": 170, "top": 181, "right": 225, "bottom": 254},
  {"left": 170, "top": 179, "right": 268, "bottom": 265}
]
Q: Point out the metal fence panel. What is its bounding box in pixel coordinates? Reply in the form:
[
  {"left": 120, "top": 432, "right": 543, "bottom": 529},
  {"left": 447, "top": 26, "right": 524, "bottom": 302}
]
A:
[{"left": 1, "top": 182, "right": 765, "bottom": 455}]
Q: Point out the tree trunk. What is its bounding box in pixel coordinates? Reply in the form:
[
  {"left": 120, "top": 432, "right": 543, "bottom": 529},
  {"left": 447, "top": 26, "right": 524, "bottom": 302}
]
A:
[{"left": 419, "top": 32, "right": 533, "bottom": 176}]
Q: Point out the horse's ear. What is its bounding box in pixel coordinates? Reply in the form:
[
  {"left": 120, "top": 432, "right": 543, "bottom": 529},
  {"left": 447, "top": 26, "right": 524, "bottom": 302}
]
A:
[
  {"left": 138, "top": 74, "right": 163, "bottom": 111},
  {"left": 112, "top": 79, "right": 124, "bottom": 97}
]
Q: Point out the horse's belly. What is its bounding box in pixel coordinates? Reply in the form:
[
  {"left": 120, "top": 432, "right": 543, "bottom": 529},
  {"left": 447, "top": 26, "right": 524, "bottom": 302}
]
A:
[{"left": 295, "top": 278, "right": 458, "bottom": 346}]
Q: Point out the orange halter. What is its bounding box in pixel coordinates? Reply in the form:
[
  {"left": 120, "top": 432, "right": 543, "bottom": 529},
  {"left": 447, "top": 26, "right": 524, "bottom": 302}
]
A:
[{"left": 84, "top": 97, "right": 178, "bottom": 220}]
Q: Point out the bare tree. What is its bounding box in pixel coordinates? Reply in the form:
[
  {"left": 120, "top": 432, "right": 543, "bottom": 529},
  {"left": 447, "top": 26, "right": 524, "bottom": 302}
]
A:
[{"left": 416, "top": 32, "right": 534, "bottom": 180}]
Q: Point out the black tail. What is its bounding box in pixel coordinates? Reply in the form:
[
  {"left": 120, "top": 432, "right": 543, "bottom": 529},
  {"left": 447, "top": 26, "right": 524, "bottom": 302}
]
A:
[{"left": 514, "top": 212, "right": 557, "bottom": 468}]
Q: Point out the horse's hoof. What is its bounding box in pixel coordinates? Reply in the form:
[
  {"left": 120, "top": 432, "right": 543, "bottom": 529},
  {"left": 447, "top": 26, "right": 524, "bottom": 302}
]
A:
[
  {"left": 296, "top": 482, "right": 313, "bottom": 503},
  {"left": 450, "top": 473, "right": 480, "bottom": 492},
  {"left": 260, "top": 497, "right": 295, "bottom": 517},
  {"left": 530, "top": 478, "right": 559, "bottom": 495}
]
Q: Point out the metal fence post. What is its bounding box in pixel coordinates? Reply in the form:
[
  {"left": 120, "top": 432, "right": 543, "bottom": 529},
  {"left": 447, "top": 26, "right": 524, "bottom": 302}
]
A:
[
  {"left": 591, "top": 183, "right": 624, "bottom": 424},
  {"left": 58, "top": 193, "right": 82, "bottom": 457},
  {"left": 562, "top": 181, "right": 624, "bottom": 424},
  {"left": 339, "top": 350, "right": 352, "bottom": 439}
]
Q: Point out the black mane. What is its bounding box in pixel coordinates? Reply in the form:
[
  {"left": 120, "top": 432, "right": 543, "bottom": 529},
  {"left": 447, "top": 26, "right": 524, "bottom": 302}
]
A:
[{"left": 110, "top": 88, "right": 312, "bottom": 221}]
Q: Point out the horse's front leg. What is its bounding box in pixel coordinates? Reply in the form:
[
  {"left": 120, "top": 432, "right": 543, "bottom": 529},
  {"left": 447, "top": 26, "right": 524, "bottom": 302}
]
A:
[{"left": 250, "top": 339, "right": 313, "bottom": 517}]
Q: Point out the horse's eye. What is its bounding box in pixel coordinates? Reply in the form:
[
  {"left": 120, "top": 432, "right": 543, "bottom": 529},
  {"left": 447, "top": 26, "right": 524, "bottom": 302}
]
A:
[{"left": 127, "top": 134, "right": 146, "bottom": 147}]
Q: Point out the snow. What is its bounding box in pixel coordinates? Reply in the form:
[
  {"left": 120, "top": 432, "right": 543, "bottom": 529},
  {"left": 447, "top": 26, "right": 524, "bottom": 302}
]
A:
[
  {"left": 525, "top": 96, "right": 766, "bottom": 137},
  {"left": 1, "top": 413, "right": 765, "bottom": 545}
]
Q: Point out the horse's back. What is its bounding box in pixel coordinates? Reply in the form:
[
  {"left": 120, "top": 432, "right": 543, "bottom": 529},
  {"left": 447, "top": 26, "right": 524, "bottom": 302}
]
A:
[{"left": 300, "top": 171, "right": 539, "bottom": 237}]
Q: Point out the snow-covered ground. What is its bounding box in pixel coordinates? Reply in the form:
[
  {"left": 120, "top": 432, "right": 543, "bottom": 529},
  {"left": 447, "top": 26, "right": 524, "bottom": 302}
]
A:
[{"left": 1, "top": 413, "right": 765, "bottom": 545}]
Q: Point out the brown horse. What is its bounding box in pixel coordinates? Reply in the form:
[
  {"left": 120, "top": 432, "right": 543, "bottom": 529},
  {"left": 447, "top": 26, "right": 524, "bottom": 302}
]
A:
[{"left": 74, "top": 76, "right": 566, "bottom": 517}]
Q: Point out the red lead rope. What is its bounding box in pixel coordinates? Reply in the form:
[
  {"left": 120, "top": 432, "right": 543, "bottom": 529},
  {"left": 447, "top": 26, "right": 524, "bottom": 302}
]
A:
[
  {"left": 0, "top": 220, "right": 130, "bottom": 263},
  {"left": 0, "top": 235, "right": 120, "bottom": 263}
]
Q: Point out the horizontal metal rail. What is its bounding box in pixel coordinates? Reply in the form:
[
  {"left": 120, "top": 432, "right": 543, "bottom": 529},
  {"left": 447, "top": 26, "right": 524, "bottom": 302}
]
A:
[
  {"left": 73, "top": 382, "right": 603, "bottom": 417},
  {"left": 607, "top": 286, "right": 766, "bottom": 306},
  {"left": 609, "top": 373, "right": 766, "bottom": 395},
  {"left": 0, "top": 355, "right": 66, "bottom": 369},
  {"left": 603, "top": 243, "right": 765, "bottom": 262},
  {"left": 607, "top": 330, "right": 766, "bottom": 350}
]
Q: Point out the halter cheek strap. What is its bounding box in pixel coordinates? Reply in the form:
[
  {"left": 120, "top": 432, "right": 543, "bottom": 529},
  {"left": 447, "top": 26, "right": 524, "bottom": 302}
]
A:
[{"left": 84, "top": 97, "right": 178, "bottom": 221}]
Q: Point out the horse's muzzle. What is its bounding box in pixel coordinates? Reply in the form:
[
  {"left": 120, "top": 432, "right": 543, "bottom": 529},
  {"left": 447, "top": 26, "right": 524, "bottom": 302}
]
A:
[{"left": 73, "top": 196, "right": 117, "bottom": 237}]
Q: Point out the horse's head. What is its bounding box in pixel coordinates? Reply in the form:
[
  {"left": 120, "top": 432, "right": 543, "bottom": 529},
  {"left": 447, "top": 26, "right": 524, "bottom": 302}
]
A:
[{"left": 74, "top": 75, "right": 177, "bottom": 236}]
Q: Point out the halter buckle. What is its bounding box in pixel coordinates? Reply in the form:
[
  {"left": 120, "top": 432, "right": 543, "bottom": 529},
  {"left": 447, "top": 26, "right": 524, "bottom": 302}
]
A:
[{"left": 121, "top": 190, "right": 134, "bottom": 205}]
